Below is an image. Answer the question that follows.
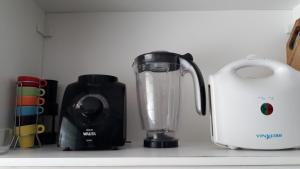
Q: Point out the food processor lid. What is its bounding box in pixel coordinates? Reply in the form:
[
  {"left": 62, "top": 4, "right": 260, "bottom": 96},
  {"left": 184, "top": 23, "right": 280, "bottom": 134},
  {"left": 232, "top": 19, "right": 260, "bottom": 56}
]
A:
[
  {"left": 134, "top": 51, "right": 181, "bottom": 65},
  {"left": 78, "top": 74, "right": 118, "bottom": 85}
]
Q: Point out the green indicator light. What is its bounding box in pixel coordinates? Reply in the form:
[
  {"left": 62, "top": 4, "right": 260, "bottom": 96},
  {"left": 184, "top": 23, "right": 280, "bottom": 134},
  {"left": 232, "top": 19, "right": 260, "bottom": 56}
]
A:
[{"left": 260, "top": 103, "right": 273, "bottom": 116}]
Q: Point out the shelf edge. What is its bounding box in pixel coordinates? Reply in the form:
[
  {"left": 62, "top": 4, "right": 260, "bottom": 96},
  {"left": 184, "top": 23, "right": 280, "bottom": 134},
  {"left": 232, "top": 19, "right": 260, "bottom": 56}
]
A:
[{"left": 0, "top": 157, "right": 300, "bottom": 167}]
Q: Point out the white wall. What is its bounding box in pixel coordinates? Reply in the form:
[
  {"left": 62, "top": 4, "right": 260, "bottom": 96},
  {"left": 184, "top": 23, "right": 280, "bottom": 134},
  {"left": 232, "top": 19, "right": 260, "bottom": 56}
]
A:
[
  {"left": 44, "top": 11, "right": 291, "bottom": 143},
  {"left": 0, "top": 0, "right": 45, "bottom": 128}
]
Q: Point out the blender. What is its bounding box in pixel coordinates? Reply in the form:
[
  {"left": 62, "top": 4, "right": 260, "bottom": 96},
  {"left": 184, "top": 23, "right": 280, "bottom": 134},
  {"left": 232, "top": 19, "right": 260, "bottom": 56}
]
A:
[{"left": 133, "top": 51, "right": 206, "bottom": 148}]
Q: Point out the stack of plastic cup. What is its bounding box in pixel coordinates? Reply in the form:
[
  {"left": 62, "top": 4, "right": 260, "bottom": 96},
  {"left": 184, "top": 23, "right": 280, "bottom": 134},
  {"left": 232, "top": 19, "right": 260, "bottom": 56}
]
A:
[{"left": 15, "top": 76, "right": 47, "bottom": 148}]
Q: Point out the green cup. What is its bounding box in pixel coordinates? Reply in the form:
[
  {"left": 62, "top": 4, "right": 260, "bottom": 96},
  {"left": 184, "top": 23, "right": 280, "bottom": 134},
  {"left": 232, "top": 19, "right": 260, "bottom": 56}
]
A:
[{"left": 17, "top": 87, "right": 45, "bottom": 96}]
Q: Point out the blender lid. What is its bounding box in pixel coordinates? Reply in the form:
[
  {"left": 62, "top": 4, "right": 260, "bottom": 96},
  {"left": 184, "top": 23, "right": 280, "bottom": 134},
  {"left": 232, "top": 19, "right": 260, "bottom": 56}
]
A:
[{"left": 134, "top": 51, "right": 181, "bottom": 65}]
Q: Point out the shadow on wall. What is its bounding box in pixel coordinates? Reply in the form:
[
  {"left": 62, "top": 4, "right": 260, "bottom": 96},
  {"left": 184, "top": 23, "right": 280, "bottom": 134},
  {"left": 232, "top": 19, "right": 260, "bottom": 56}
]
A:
[{"left": 7, "top": 79, "right": 16, "bottom": 129}]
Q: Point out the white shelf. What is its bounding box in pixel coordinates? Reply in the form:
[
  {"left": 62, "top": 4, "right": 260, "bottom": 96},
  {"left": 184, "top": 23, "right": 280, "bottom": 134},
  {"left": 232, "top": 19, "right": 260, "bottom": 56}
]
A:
[
  {"left": 36, "top": 0, "right": 300, "bottom": 13},
  {"left": 1, "top": 142, "right": 300, "bottom": 167}
]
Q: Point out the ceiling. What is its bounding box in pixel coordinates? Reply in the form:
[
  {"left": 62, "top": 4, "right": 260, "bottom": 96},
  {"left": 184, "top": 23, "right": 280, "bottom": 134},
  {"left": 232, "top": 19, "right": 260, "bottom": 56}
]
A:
[{"left": 35, "top": 0, "right": 300, "bottom": 13}]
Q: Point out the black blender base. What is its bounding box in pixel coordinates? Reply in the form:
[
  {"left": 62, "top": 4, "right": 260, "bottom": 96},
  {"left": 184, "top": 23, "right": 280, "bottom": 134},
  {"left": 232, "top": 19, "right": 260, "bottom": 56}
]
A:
[{"left": 144, "top": 137, "right": 178, "bottom": 148}]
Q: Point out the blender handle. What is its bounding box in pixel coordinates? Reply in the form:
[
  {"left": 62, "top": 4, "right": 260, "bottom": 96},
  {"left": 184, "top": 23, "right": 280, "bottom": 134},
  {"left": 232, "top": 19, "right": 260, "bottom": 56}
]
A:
[{"left": 180, "top": 54, "right": 206, "bottom": 116}]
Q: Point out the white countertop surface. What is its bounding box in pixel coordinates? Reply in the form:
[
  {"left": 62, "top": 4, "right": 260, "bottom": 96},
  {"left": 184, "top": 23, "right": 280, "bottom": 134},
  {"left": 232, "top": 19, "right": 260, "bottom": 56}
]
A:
[{"left": 0, "top": 142, "right": 300, "bottom": 167}]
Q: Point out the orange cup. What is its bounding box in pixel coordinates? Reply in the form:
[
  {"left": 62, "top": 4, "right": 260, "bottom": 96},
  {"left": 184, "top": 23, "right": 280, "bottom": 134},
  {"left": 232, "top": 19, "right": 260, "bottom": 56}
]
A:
[{"left": 16, "top": 96, "right": 45, "bottom": 106}]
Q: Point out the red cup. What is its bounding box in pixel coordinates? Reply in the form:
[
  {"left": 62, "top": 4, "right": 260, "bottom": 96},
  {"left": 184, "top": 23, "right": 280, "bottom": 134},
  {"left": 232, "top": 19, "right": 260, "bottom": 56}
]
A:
[{"left": 17, "top": 76, "right": 47, "bottom": 88}]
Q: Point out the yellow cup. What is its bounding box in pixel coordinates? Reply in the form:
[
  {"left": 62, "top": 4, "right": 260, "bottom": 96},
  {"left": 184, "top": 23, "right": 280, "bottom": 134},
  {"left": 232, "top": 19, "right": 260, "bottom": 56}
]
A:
[{"left": 15, "top": 124, "right": 45, "bottom": 148}]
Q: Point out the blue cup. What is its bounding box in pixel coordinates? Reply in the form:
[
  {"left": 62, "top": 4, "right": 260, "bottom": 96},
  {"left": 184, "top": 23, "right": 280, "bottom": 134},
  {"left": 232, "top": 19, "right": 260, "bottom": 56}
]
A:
[{"left": 16, "top": 106, "right": 44, "bottom": 116}]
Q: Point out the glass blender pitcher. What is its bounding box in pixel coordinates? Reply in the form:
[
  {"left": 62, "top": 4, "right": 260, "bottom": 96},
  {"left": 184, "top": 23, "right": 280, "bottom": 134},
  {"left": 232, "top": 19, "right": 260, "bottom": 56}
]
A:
[{"left": 133, "top": 51, "right": 206, "bottom": 148}]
